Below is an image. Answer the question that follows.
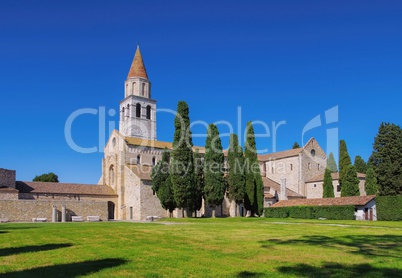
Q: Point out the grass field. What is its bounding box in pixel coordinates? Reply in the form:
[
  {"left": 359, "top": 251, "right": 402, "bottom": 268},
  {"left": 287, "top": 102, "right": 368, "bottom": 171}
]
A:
[{"left": 0, "top": 218, "right": 401, "bottom": 277}]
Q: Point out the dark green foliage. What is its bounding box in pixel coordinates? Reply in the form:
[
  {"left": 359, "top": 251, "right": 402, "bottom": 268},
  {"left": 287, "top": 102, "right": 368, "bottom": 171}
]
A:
[
  {"left": 370, "top": 122, "right": 402, "bottom": 196},
  {"left": 339, "top": 140, "right": 352, "bottom": 184},
  {"left": 323, "top": 168, "right": 335, "bottom": 198},
  {"left": 203, "top": 124, "right": 225, "bottom": 216},
  {"left": 227, "top": 134, "right": 245, "bottom": 212},
  {"left": 244, "top": 121, "right": 264, "bottom": 216},
  {"left": 354, "top": 155, "right": 367, "bottom": 174},
  {"left": 265, "top": 205, "right": 355, "bottom": 220},
  {"left": 33, "top": 172, "right": 59, "bottom": 183},
  {"left": 189, "top": 150, "right": 204, "bottom": 214},
  {"left": 341, "top": 165, "right": 360, "bottom": 197},
  {"left": 151, "top": 150, "right": 176, "bottom": 214},
  {"left": 292, "top": 142, "right": 300, "bottom": 149},
  {"left": 327, "top": 152, "right": 338, "bottom": 173},
  {"left": 376, "top": 196, "right": 402, "bottom": 221},
  {"left": 170, "top": 101, "right": 195, "bottom": 211},
  {"left": 365, "top": 168, "right": 378, "bottom": 195}
]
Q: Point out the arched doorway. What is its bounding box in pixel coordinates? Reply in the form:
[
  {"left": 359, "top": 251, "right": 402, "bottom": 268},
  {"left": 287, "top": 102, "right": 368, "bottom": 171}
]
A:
[{"left": 108, "top": 201, "right": 115, "bottom": 220}]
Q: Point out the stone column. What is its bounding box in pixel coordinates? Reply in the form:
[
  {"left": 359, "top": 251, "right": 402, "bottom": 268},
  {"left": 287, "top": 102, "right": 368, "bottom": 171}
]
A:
[
  {"left": 52, "top": 205, "right": 57, "bottom": 222},
  {"left": 61, "top": 205, "right": 66, "bottom": 222}
]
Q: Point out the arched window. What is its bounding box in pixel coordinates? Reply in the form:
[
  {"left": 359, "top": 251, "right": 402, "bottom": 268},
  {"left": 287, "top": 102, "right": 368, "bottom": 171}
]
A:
[
  {"left": 132, "top": 82, "right": 136, "bottom": 94},
  {"left": 142, "top": 83, "right": 145, "bottom": 96},
  {"left": 152, "top": 157, "right": 156, "bottom": 166},
  {"left": 137, "top": 155, "right": 141, "bottom": 165},
  {"left": 146, "top": 105, "right": 151, "bottom": 120},
  {"left": 290, "top": 164, "right": 293, "bottom": 171},
  {"left": 125, "top": 83, "right": 128, "bottom": 96},
  {"left": 136, "top": 103, "right": 141, "bottom": 118},
  {"left": 109, "top": 165, "right": 115, "bottom": 186}
]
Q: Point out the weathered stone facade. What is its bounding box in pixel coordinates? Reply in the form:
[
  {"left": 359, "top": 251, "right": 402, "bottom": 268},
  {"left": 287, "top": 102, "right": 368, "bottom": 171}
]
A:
[
  {"left": 0, "top": 199, "right": 108, "bottom": 222},
  {"left": 0, "top": 168, "right": 16, "bottom": 188}
]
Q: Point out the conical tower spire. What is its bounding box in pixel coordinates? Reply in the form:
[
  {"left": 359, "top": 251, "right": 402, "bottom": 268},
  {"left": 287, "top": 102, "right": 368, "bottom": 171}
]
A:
[{"left": 127, "top": 44, "right": 148, "bottom": 79}]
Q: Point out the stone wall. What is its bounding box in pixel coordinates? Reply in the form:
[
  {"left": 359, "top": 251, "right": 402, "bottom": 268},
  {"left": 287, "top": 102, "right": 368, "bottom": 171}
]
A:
[
  {"left": 0, "top": 168, "right": 16, "bottom": 188},
  {"left": 0, "top": 199, "right": 108, "bottom": 222}
]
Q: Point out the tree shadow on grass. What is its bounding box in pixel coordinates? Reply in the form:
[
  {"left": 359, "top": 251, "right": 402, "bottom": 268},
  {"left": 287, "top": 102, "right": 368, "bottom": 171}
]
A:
[
  {"left": 260, "top": 235, "right": 402, "bottom": 259},
  {"left": 277, "top": 262, "right": 402, "bottom": 278},
  {"left": 0, "top": 258, "right": 128, "bottom": 277},
  {"left": 236, "top": 271, "right": 266, "bottom": 277},
  {"left": 0, "top": 243, "right": 73, "bottom": 257}
]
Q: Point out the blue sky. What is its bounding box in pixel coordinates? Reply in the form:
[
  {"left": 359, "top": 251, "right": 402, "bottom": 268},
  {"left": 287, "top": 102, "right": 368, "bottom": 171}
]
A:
[{"left": 1, "top": 0, "right": 401, "bottom": 184}]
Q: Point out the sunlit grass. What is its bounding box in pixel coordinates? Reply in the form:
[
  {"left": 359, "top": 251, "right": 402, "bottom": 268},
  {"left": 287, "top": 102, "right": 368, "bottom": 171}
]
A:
[{"left": 0, "top": 218, "right": 401, "bottom": 277}]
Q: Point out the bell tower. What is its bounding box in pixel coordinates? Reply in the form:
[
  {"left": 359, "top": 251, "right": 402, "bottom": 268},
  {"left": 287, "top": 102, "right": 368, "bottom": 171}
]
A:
[{"left": 119, "top": 45, "right": 156, "bottom": 140}]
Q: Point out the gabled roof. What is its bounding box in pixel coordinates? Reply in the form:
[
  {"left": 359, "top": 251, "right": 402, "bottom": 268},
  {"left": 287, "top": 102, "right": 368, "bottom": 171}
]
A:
[
  {"left": 125, "top": 137, "right": 205, "bottom": 153},
  {"left": 16, "top": 181, "right": 117, "bottom": 197},
  {"left": 307, "top": 172, "right": 366, "bottom": 183},
  {"left": 258, "top": 148, "right": 302, "bottom": 161},
  {"left": 127, "top": 45, "right": 148, "bottom": 79},
  {"left": 262, "top": 177, "right": 304, "bottom": 198},
  {"left": 271, "top": 195, "right": 376, "bottom": 207}
]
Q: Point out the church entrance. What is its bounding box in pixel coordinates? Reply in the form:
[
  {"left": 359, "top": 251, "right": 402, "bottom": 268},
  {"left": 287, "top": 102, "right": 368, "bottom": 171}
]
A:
[{"left": 108, "top": 201, "right": 115, "bottom": 220}]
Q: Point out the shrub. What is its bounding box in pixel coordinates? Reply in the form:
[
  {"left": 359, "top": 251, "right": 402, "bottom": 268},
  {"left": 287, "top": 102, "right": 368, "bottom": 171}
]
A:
[
  {"left": 376, "top": 196, "right": 402, "bottom": 221},
  {"left": 265, "top": 205, "right": 355, "bottom": 220}
]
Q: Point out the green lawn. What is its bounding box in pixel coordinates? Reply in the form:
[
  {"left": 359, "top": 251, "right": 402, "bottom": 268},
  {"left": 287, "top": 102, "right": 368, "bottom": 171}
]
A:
[{"left": 0, "top": 218, "right": 401, "bottom": 277}]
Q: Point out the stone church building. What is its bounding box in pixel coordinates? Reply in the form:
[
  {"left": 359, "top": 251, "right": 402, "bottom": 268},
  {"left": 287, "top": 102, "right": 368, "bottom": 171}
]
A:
[{"left": 0, "top": 46, "right": 366, "bottom": 222}]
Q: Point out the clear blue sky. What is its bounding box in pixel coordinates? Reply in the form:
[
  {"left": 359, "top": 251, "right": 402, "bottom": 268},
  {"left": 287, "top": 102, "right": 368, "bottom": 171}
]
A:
[{"left": 1, "top": 0, "right": 401, "bottom": 184}]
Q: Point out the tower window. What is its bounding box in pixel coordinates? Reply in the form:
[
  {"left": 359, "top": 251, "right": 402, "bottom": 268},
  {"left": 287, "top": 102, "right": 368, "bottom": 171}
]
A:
[
  {"left": 136, "top": 103, "right": 141, "bottom": 118},
  {"left": 290, "top": 164, "right": 293, "bottom": 171},
  {"left": 132, "top": 82, "right": 136, "bottom": 94},
  {"left": 137, "top": 155, "right": 141, "bottom": 165},
  {"left": 142, "top": 83, "right": 145, "bottom": 96},
  {"left": 152, "top": 156, "right": 156, "bottom": 166},
  {"left": 146, "top": 105, "right": 151, "bottom": 120}
]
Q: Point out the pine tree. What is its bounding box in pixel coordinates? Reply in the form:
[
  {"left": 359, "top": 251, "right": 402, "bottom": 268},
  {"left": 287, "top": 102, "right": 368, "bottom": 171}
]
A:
[
  {"left": 244, "top": 121, "right": 264, "bottom": 216},
  {"left": 370, "top": 122, "right": 402, "bottom": 196},
  {"left": 189, "top": 150, "right": 204, "bottom": 216},
  {"left": 354, "top": 155, "right": 367, "bottom": 174},
  {"left": 365, "top": 167, "right": 378, "bottom": 195},
  {"left": 322, "top": 168, "right": 335, "bottom": 198},
  {"left": 170, "top": 101, "right": 194, "bottom": 217},
  {"left": 151, "top": 150, "right": 176, "bottom": 217},
  {"left": 339, "top": 140, "right": 352, "bottom": 185},
  {"left": 203, "top": 124, "right": 225, "bottom": 218},
  {"left": 292, "top": 142, "right": 300, "bottom": 149},
  {"left": 327, "top": 152, "right": 338, "bottom": 173},
  {"left": 341, "top": 165, "right": 360, "bottom": 197},
  {"left": 227, "top": 133, "right": 245, "bottom": 216}
]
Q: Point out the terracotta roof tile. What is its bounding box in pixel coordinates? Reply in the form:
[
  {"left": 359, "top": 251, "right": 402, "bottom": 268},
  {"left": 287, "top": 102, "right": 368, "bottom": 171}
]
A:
[
  {"left": 127, "top": 45, "right": 148, "bottom": 79},
  {"left": 271, "top": 195, "right": 375, "bottom": 207},
  {"left": 16, "top": 181, "right": 117, "bottom": 197},
  {"left": 307, "top": 172, "right": 366, "bottom": 183},
  {"left": 258, "top": 148, "right": 302, "bottom": 161},
  {"left": 0, "top": 187, "right": 18, "bottom": 193},
  {"left": 125, "top": 137, "right": 205, "bottom": 153},
  {"left": 262, "top": 177, "right": 304, "bottom": 198}
]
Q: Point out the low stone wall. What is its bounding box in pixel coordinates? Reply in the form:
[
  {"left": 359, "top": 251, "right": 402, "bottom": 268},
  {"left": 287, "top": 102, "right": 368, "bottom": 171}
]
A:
[
  {"left": 0, "top": 168, "right": 16, "bottom": 188},
  {"left": 0, "top": 199, "right": 108, "bottom": 222}
]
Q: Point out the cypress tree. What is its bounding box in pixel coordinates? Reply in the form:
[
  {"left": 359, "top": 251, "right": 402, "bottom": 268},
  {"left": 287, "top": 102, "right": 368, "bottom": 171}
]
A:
[
  {"left": 203, "top": 124, "right": 225, "bottom": 218},
  {"left": 354, "top": 155, "right": 367, "bottom": 174},
  {"left": 341, "top": 165, "right": 360, "bottom": 197},
  {"left": 227, "top": 133, "right": 245, "bottom": 216},
  {"left": 322, "top": 168, "right": 335, "bottom": 198},
  {"left": 339, "top": 140, "right": 352, "bottom": 185},
  {"left": 244, "top": 121, "right": 264, "bottom": 216},
  {"left": 292, "top": 142, "right": 300, "bottom": 149},
  {"left": 189, "top": 150, "right": 204, "bottom": 216},
  {"left": 327, "top": 152, "right": 338, "bottom": 173},
  {"left": 365, "top": 167, "right": 378, "bottom": 195},
  {"left": 170, "top": 101, "right": 194, "bottom": 217},
  {"left": 370, "top": 122, "right": 402, "bottom": 196},
  {"left": 151, "top": 150, "right": 176, "bottom": 217}
]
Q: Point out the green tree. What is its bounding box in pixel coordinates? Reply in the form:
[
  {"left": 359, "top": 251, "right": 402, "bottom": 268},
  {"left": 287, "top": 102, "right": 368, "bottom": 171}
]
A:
[
  {"left": 369, "top": 122, "right": 402, "bottom": 196},
  {"left": 354, "top": 155, "right": 367, "bottom": 174},
  {"left": 189, "top": 150, "right": 204, "bottom": 216},
  {"left": 341, "top": 165, "right": 360, "bottom": 197},
  {"left": 151, "top": 149, "right": 170, "bottom": 193},
  {"left": 203, "top": 124, "right": 226, "bottom": 218},
  {"left": 227, "top": 133, "right": 245, "bottom": 216},
  {"left": 339, "top": 140, "right": 352, "bottom": 185},
  {"left": 322, "top": 168, "right": 335, "bottom": 198},
  {"left": 365, "top": 167, "right": 378, "bottom": 195},
  {"left": 244, "top": 121, "right": 264, "bottom": 216},
  {"left": 157, "top": 177, "right": 176, "bottom": 217},
  {"left": 33, "top": 172, "right": 59, "bottom": 183},
  {"left": 327, "top": 152, "right": 338, "bottom": 173},
  {"left": 170, "top": 101, "right": 195, "bottom": 217},
  {"left": 292, "top": 142, "right": 300, "bottom": 149}
]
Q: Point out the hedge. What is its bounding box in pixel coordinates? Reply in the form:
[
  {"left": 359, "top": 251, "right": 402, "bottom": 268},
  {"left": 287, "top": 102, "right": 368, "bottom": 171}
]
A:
[
  {"left": 376, "top": 196, "right": 402, "bottom": 221},
  {"left": 265, "top": 205, "right": 355, "bottom": 220}
]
